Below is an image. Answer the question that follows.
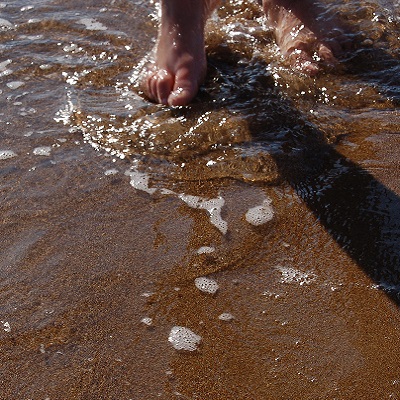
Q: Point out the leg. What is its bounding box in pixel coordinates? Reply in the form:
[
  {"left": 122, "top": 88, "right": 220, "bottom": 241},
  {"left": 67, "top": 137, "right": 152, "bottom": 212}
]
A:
[
  {"left": 141, "top": 0, "right": 220, "bottom": 106},
  {"left": 263, "top": 0, "right": 344, "bottom": 75}
]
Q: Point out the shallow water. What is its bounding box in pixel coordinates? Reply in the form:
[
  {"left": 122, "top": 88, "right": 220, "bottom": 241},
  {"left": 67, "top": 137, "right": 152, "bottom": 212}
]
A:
[{"left": 1, "top": 0, "right": 400, "bottom": 398}]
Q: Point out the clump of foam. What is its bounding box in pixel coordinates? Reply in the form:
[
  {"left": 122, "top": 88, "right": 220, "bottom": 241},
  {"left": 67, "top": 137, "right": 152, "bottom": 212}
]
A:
[
  {"left": 168, "top": 326, "right": 201, "bottom": 351},
  {"left": 77, "top": 18, "right": 107, "bottom": 31},
  {"left": 179, "top": 194, "right": 227, "bottom": 234},
  {"left": 140, "top": 317, "right": 153, "bottom": 326},
  {"left": 33, "top": 146, "right": 51, "bottom": 156},
  {"left": 218, "top": 313, "right": 235, "bottom": 321},
  {"left": 1, "top": 321, "right": 11, "bottom": 332},
  {"left": 197, "top": 246, "right": 215, "bottom": 254},
  {"left": 122, "top": 171, "right": 228, "bottom": 234},
  {"left": 6, "top": 81, "right": 24, "bottom": 90},
  {"left": 275, "top": 265, "right": 317, "bottom": 286},
  {"left": 104, "top": 168, "right": 118, "bottom": 176},
  {"left": 0, "top": 59, "right": 12, "bottom": 76},
  {"left": 245, "top": 197, "right": 274, "bottom": 226},
  {"left": 125, "top": 169, "right": 157, "bottom": 194},
  {"left": 195, "top": 277, "right": 219, "bottom": 295},
  {"left": 0, "top": 150, "right": 17, "bottom": 160},
  {"left": 0, "top": 18, "right": 13, "bottom": 30}
]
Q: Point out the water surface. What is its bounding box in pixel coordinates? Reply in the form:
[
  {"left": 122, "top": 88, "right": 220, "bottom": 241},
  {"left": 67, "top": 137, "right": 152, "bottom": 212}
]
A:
[{"left": 1, "top": 0, "right": 400, "bottom": 398}]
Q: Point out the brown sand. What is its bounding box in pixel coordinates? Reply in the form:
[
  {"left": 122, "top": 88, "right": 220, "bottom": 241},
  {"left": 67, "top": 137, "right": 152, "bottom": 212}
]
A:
[{"left": 1, "top": 0, "right": 400, "bottom": 398}]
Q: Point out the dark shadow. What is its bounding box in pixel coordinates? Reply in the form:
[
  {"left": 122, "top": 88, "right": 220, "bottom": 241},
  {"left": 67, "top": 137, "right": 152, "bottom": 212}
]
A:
[
  {"left": 273, "top": 126, "right": 400, "bottom": 303},
  {"left": 127, "top": 1, "right": 400, "bottom": 305},
  {"left": 201, "top": 38, "right": 400, "bottom": 305},
  {"left": 343, "top": 45, "right": 400, "bottom": 105}
]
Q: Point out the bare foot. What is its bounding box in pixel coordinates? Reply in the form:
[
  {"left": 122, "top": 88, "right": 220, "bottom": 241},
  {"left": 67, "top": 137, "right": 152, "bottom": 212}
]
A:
[
  {"left": 141, "top": 0, "right": 220, "bottom": 107},
  {"left": 263, "top": 0, "right": 346, "bottom": 75}
]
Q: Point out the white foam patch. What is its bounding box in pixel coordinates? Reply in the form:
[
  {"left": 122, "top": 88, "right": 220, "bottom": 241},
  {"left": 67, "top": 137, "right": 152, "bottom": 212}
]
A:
[
  {"left": 179, "top": 194, "right": 227, "bottom": 234},
  {"left": 218, "top": 313, "right": 235, "bottom": 321},
  {"left": 197, "top": 246, "right": 215, "bottom": 254},
  {"left": 1, "top": 321, "right": 10, "bottom": 332},
  {"left": 0, "top": 59, "right": 11, "bottom": 71},
  {"left": 245, "top": 197, "right": 274, "bottom": 226},
  {"left": 195, "top": 277, "right": 219, "bottom": 295},
  {"left": 125, "top": 169, "right": 157, "bottom": 194},
  {"left": 105, "top": 168, "right": 118, "bottom": 176},
  {"left": 6, "top": 81, "right": 24, "bottom": 90},
  {"left": 168, "top": 326, "right": 201, "bottom": 351},
  {"left": 123, "top": 169, "right": 227, "bottom": 234},
  {"left": 275, "top": 265, "right": 317, "bottom": 286},
  {"left": 33, "top": 146, "right": 51, "bottom": 156},
  {"left": 0, "top": 150, "right": 17, "bottom": 160},
  {"left": 78, "top": 18, "right": 107, "bottom": 31},
  {"left": 140, "top": 317, "right": 153, "bottom": 326},
  {"left": 0, "top": 18, "right": 13, "bottom": 30}
]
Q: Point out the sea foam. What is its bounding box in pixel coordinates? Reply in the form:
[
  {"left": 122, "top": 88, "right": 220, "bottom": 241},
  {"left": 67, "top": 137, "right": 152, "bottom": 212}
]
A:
[
  {"left": 168, "top": 326, "right": 201, "bottom": 351},
  {"left": 245, "top": 197, "right": 274, "bottom": 226},
  {"left": 179, "top": 194, "right": 227, "bottom": 234},
  {"left": 0, "top": 150, "right": 17, "bottom": 160},
  {"left": 194, "top": 277, "right": 219, "bottom": 295}
]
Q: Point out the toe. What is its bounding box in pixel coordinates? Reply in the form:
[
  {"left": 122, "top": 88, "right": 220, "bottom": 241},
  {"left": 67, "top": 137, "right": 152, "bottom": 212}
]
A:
[
  {"left": 168, "top": 86, "right": 196, "bottom": 107},
  {"left": 144, "top": 69, "right": 174, "bottom": 105},
  {"left": 167, "top": 69, "right": 199, "bottom": 107},
  {"left": 154, "top": 70, "right": 174, "bottom": 105},
  {"left": 147, "top": 73, "right": 159, "bottom": 103},
  {"left": 318, "top": 43, "right": 338, "bottom": 67},
  {"left": 288, "top": 49, "right": 319, "bottom": 76}
]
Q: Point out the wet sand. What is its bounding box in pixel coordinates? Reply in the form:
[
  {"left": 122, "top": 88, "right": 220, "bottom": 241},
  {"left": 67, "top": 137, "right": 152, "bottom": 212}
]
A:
[{"left": 1, "top": 0, "right": 400, "bottom": 399}]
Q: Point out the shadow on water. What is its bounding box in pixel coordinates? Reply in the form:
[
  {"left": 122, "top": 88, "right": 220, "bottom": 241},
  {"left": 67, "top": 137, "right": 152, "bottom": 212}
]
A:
[
  {"left": 207, "top": 1, "right": 400, "bottom": 305},
  {"left": 239, "top": 58, "right": 400, "bottom": 305},
  {"left": 69, "top": 0, "right": 400, "bottom": 304},
  {"left": 271, "top": 119, "right": 400, "bottom": 304},
  {"left": 269, "top": 3, "right": 400, "bottom": 304},
  {"left": 146, "top": 45, "right": 400, "bottom": 304}
]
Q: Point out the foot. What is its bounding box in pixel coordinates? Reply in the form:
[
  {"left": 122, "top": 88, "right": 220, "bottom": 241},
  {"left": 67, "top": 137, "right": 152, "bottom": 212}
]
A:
[
  {"left": 141, "top": 0, "right": 219, "bottom": 107},
  {"left": 263, "top": 0, "right": 346, "bottom": 75}
]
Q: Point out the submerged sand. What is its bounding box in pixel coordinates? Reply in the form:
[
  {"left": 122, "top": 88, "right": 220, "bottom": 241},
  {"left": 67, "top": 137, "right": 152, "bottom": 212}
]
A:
[{"left": 0, "top": 0, "right": 400, "bottom": 398}]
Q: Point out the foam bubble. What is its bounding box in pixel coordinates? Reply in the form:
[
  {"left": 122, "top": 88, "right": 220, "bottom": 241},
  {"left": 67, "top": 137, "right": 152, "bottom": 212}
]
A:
[
  {"left": 178, "top": 194, "right": 200, "bottom": 208},
  {"left": 168, "top": 326, "right": 201, "bottom": 351},
  {"left": 105, "top": 168, "right": 118, "bottom": 176},
  {"left": 140, "top": 292, "right": 155, "bottom": 298},
  {"left": 197, "top": 246, "right": 215, "bottom": 254},
  {"left": 179, "top": 194, "right": 227, "bottom": 234},
  {"left": 0, "top": 18, "right": 13, "bottom": 30},
  {"left": 211, "top": 213, "right": 227, "bottom": 234},
  {"left": 125, "top": 169, "right": 157, "bottom": 194},
  {"left": 245, "top": 198, "right": 274, "bottom": 226},
  {"left": 1, "top": 321, "right": 10, "bottom": 332},
  {"left": 140, "top": 317, "right": 153, "bottom": 326},
  {"left": 0, "top": 59, "right": 11, "bottom": 71},
  {"left": 78, "top": 18, "right": 107, "bottom": 31},
  {"left": 33, "top": 146, "right": 51, "bottom": 156},
  {"left": 0, "top": 150, "right": 17, "bottom": 160},
  {"left": 195, "top": 277, "right": 219, "bottom": 295},
  {"left": 6, "top": 81, "right": 24, "bottom": 90},
  {"left": 275, "top": 265, "right": 317, "bottom": 286},
  {"left": 218, "top": 313, "right": 235, "bottom": 321}
]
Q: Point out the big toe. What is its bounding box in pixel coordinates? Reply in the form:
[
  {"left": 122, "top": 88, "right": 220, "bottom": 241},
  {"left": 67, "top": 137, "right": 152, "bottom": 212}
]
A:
[
  {"left": 288, "top": 49, "right": 320, "bottom": 76},
  {"left": 167, "top": 86, "right": 197, "bottom": 107},
  {"left": 167, "top": 74, "right": 200, "bottom": 107},
  {"left": 318, "top": 43, "right": 338, "bottom": 66}
]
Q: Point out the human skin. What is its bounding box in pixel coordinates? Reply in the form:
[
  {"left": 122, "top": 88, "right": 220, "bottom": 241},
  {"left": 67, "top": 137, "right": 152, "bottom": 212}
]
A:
[
  {"left": 141, "top": 0, "right": 344, "bottom": 106},
  {"left": 140, "top": 0, "right": 220, "bottom": 106},
  {"left": 262, "top": 0, "right": 343, "bottom": 75}
]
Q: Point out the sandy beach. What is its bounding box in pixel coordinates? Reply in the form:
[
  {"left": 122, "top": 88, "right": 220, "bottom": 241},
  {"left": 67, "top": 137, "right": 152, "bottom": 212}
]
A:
[{"left": 1, "top": 0, "right": 400, "bottom": 398}]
